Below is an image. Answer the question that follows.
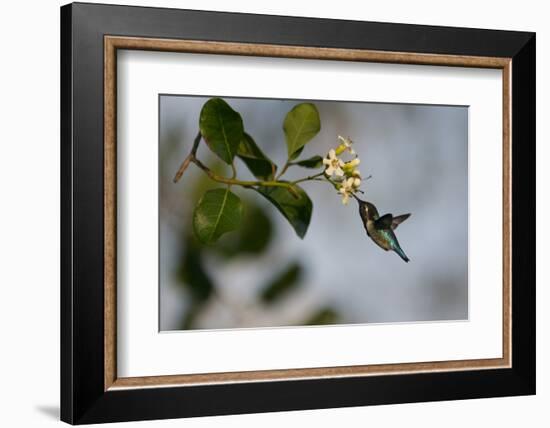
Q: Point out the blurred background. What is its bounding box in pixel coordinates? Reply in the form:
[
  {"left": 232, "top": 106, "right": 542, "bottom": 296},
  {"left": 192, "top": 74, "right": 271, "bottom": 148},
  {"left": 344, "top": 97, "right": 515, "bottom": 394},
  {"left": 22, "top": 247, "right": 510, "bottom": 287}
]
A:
[{"left": 159, "top": 95, "right": 468, "bottom": 331}]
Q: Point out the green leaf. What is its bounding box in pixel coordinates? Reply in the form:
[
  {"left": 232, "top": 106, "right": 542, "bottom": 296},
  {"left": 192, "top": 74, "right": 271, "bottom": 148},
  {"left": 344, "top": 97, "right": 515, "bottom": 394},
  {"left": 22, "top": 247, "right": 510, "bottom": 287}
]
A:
[
  {"left": 256, "top": 184, "right": 312, "bottom": 239},
  {"left": 289, "top": 147, "right": 304, "bottom": 161},
  {"left": 294, "top": 155, "right": 324, "bottom": 169},
  {"left": 193, "top": 188, "right": 243, "bottom": 244},
  {"left": 199, "top": 98, "right": 244, "bottom": 164},
  {"left": 260, "top": 262, "right": 303, "bottom": 303},
  {"left": 237, "top": 133, "right": 277, "bottom": 180},
  {"left": 283, "top": 103, "right": 321, "bottom": 158}
]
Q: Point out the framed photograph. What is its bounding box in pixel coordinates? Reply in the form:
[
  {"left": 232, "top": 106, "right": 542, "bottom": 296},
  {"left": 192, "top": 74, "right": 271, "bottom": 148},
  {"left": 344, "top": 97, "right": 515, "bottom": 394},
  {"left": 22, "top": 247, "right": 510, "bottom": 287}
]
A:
[{"left": 60, "top": 2, "right": 535, "bottom": 424}]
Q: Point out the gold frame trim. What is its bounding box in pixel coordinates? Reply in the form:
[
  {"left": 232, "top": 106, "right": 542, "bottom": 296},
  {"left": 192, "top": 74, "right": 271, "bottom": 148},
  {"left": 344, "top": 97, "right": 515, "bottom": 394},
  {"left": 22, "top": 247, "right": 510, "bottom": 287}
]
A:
[{"left": 104, "top": 36, "right": 512, "bottom": 391}]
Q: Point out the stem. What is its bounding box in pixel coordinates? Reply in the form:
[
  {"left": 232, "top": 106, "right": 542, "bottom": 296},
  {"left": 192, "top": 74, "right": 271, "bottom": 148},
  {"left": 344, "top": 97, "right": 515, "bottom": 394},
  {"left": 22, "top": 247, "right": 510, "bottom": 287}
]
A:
[
  {"left": 173, "top": 132, "right": 336, "bottom": 193},
  {"left": 192, "top": 158, "right": 292, "bottom": 189},
  {"left": 292, "top": 172, "right": 325, "bottom": 184},
  {"left": 173, "top": 132, "right": 202, "bottom": 183},
  {"left": 326, "top": 178, "right": 342, "bottom": 191},
  {"left": 275, "top": 160, "right": 290, "bottom": 180}
]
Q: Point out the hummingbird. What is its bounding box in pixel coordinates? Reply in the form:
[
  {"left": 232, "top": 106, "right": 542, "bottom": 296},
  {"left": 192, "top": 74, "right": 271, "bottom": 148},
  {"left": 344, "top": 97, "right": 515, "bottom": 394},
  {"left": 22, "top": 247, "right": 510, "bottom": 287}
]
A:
[{"left": 352, "top": 194, "right": 411, "bottom": 263}]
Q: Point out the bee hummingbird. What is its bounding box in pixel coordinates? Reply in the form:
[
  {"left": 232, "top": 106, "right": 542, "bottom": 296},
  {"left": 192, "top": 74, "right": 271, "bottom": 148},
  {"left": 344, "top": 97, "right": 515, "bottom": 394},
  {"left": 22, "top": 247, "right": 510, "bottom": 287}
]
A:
[{"left": 352, "top": 194, "right": 411, "bottom": 263}]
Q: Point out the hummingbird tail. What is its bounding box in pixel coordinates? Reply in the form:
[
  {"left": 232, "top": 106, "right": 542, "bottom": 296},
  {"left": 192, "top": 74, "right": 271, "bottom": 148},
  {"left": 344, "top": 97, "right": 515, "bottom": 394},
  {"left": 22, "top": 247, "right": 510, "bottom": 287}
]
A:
[{"left": 394, "top": 246, "right": 410, "bottom": 263}]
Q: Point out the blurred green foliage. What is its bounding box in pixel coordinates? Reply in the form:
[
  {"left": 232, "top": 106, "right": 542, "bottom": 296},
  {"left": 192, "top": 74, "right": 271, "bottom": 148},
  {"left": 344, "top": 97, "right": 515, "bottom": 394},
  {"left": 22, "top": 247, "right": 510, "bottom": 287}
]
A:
[
  {"left": 174, "top": 179, "right": 342, "bottom": 329},
  {"left": 213, "top": 202, "right": 273, "bottom": 258},
  {"left": 260, "top": 263, "right": 302, "bottom": 303},
  {"left": 171, "top": 99, "right": 341, "bottom": 330},
  {"left": 177, "top": 236, "right": 213, "bottom": 302},
  {"left": 305, "top": 308, "right": 340, "bottom": 326}
]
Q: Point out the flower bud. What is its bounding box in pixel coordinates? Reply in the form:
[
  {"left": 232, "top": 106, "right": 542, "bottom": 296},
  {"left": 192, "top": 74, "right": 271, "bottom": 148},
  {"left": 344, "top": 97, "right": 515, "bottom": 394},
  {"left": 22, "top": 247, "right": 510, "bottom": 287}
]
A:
[
  {"left": 335, "top": 143, "right": 347, "bottom": 156},
  {"left": 335, "top": 135, "right": 354, "bottom": 155},
  {"left": 343, "top": 158, "right": 361, "bottom": 174},
  {"left": 348, "top": 158, "right": 360, "bottom": 167}
]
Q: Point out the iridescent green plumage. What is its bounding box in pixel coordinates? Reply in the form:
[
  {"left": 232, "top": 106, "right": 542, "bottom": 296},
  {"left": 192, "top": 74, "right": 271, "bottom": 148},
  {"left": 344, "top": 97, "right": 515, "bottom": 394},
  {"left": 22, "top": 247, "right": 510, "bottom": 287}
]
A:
[{"left": 354, "top": 195, "right": 411, "bottom": 263}]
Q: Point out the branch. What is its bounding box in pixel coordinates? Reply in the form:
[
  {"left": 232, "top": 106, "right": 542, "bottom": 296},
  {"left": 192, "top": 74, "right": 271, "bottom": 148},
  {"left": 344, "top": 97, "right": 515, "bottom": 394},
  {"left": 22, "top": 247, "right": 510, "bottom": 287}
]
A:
[
  {"left": 291, "top": 172, "right": 325, "bottom": 184},
  {"left": 192, "top": 158, "right": 292, "bottom": 189},
  {"left": 275, "top": 160, "right": 291, "bottom": 180},
  {"left": 173, "top": 132, "right": 335, "bottom": 192},
  {"left": 173, "top": 132, "right": 202, "bottom": 183}
]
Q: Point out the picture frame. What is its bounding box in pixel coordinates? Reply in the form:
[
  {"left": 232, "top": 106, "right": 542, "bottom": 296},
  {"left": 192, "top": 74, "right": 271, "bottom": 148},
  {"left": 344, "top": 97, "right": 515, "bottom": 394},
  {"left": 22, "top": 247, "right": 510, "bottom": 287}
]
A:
[{"left": 60, "top": 2, "right": 535, "bottom": 424}]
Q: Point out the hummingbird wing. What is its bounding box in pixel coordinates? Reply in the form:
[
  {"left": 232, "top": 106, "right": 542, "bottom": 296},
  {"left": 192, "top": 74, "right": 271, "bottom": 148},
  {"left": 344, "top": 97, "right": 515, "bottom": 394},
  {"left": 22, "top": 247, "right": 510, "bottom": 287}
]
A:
[
  {"left": 374, "top": 213, "right": 394, "bottom": 230},
  {"left": 392, "top": 213, "right": 411, "bottom": 230}
]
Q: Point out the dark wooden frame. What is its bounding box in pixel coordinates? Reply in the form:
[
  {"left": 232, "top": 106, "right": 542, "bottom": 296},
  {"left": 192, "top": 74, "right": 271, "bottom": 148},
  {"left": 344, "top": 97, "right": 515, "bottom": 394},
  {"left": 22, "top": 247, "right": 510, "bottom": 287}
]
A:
[{"left": 61, "top": 2, "right": 535, "bottom": 424}]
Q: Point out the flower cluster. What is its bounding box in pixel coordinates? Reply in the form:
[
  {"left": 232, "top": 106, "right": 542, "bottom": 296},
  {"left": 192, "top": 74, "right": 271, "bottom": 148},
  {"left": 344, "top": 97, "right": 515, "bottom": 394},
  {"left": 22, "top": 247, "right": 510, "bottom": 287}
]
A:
[{"left": 323, "top": 136, "right": 362, "bottom": 205}]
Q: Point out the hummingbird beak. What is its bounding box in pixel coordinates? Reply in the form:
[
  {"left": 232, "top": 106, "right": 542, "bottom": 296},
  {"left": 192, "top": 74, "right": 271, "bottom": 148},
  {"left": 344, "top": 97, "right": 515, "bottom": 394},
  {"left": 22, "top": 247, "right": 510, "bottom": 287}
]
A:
[{"left": 351, "top": 193, "right": 365, "bottom": 204}]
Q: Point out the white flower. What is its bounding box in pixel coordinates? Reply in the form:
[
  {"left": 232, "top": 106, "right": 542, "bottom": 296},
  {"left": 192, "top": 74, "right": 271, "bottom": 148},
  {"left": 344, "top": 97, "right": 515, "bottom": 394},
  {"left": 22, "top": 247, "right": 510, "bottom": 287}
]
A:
[
  {"left": 338, "top": 177, "right": 357, "bottom": 205},
  {"left": 337, "top": 135, "right": 355, "bottom": 155},
  {"left": 323, "top": 149, "right": 345, "bottom": 177},
  {"left": 323, "top": 135, "right": 365, "bottom": 205}
]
